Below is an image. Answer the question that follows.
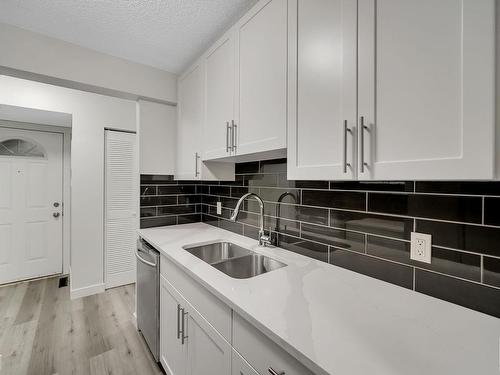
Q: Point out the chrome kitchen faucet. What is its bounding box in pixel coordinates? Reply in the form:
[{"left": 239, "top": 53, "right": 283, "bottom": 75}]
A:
[{"left": 230, "top": 192, "right": 272, "bottom": 247}]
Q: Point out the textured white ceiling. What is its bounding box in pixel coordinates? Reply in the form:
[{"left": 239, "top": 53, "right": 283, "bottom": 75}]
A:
[{"left": 0, "top": 0, "right": 258, "bottom": 74}]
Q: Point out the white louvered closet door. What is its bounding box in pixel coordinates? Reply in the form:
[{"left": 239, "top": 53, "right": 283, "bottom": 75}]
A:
[{"left": 105, "top": 130, "right": 138, "bottom": 289}]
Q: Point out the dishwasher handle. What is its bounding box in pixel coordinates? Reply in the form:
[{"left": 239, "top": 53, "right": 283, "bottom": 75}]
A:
[{"left": 135, "top": 249, "right": 157, "bottom": 267}]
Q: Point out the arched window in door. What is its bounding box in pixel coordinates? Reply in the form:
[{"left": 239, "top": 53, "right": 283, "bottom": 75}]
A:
[{"left": 0, "top": 138, "right": 46, "bottom": 158}]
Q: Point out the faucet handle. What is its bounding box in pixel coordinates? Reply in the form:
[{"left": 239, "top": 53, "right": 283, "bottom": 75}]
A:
[{"left": 260, "top": 227, "right": 273, "bottom": 247}]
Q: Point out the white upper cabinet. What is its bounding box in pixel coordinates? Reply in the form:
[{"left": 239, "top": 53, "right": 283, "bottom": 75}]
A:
[
  {"left": 176, "top": 62, "right": 235, "bottom": 180},
  {"left": 139, "top": 100, "right": 177, "bottom": 175},
  {"left": 287, "top": 0, "right": 357, "bottom": 180},
  {"left": 204, "top": 33, "right": 236, "bottom": 160},
  {"left": 234, "top": 0, "right": 288, "bottom": 157},
  {"left": 177, "top": 63, "right": 204, "bottom": 180},
  {"left": 357, "top": 0, "right": 496, "bottom": 180},
  {"left": 180, "top": 0, "right": 496, "bottom": 180}
]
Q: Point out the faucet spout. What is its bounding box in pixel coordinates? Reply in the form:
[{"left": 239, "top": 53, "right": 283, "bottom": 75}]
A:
[{"left": 230, "top": 192, "right": 271, "bottom": 247}]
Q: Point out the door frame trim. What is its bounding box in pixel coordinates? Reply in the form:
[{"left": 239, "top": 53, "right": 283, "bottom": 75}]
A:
[{"left": 0, "top": 120, "right": 71, "bottom": 276}]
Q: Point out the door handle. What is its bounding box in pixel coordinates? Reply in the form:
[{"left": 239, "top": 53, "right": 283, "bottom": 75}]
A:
[
  {"left": 177, "top": 304, "right": 182, "bottom": 339},
  {"left": 343, "top": 120, "right": 352, "bottom": 174},
  {"left": 226, "top": 121, "right": 231, "bottom": 152},
  {"left": 268, "top": 368, "right": 285, "bottom": 375},
  {"left": 360, "top": 116, "right": 369, "bottom": 173},
  {"left": 194, "top": 152, "right": 200, "bottom": 177},
  {"left": 53, "top": 212, "right": 60, "bottom": 218},
  {"left": 135, "top": 250, "right": 157, "bottom": 267},
  {"left": 181, "top": 308, "right": 188, "bottom": 344},
  {"left": 231, "top": 120, "right": 237, "bottom": 152}
]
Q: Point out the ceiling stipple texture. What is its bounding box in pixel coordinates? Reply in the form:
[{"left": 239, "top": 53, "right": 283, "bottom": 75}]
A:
[{"left": 0, "top": 0, "right": 258, "bottom": 74}]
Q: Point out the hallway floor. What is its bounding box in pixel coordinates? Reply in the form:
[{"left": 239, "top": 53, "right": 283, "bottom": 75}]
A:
[{"left": 0, "top": 277, "right": 162, "bottom": 375}]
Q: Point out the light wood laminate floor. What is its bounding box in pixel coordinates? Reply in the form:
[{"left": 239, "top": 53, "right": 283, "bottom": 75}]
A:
[{"left": 0, "top": 276, "right": 163, "bottom": 375}]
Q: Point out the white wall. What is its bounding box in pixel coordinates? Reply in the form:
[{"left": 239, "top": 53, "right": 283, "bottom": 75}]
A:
[
  {"left": 0, "top": 23, "right": 177, "bottom": 103},
  {"left": 138, "top": 100, "right": 176, "bottom": 175},
  {"left": 0, "top": 75, "right": 136, "bottom": 298}
]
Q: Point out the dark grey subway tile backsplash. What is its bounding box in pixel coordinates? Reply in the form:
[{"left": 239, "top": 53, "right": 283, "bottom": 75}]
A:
[
  {"left": 140, "top": 174, "right": 201, "bottom": 228},
  {"left": 368, "top": 193, "right": 483, "bottom": 223},
  {"left": 141, "top": 158, "right": 500, "bottom": 319}
]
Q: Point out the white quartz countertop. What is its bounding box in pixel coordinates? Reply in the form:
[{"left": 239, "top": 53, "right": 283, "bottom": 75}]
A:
[{"left": 138, "top": 223, "right": 500, "bottom": 375}]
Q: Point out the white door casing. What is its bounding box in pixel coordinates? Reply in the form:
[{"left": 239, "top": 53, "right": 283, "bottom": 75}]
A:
[
  {"left": 104, "top": 130, "right": 138, "bottom": 289},
  {"left": 0, "top": 127, "right": 63, "bottom": 284}
]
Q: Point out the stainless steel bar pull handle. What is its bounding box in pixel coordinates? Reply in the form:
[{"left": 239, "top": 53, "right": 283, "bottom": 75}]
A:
[
  {"left": 226, "top": 121, "right": 230, "bottom": 152},
  {"left": 135, "top": 250, "right": 157, "bottom": 267},
  {"left": 360, "top": 116, "right": 368, "bottom": 173},
  {"left": 177, "top": 304, "right": 182, "bottom": 339},
  {"left": 268, "top": 368, "right": 285, "bottom": 375},
  {"left": 343, "top": 120, "right": 352, "bottom": 174},
  {"left": 231, "top": 120, "right": 237, "bottom": 152},
  {"left": 181, "top": 308, "right": 188, "bottom": 344},
  {"left": 194, "top": 152, "right": 200, "bottom": 177}
]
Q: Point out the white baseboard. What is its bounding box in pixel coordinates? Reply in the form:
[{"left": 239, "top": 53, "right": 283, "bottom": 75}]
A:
[
  {"left": 105, "top": 271, "right": 136, "bottom": 289},
  {"left": 70, "top": 282, "right": 105, "bottom": 299}
]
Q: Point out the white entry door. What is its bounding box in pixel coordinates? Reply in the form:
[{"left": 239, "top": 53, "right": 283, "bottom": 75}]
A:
[{"left": 0, "top": 127, "right": 63, "bottom": 284}]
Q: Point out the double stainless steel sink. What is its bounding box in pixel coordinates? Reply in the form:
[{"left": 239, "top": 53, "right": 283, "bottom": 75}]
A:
[{"left": 183, "top": 241, "right": 286, "bottom": 279}]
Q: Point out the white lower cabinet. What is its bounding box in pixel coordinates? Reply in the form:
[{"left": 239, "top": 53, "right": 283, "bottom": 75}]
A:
[
  {"left": 186, "top": 304, "right": 232, "bottom": 375},
  {"left": 160, "top": 256, "right": 314, "bottom": 375},
  {"left": 160, "top": 275, "right": 186, "bottom": 375},
  {"left": 160, "top": 274, "right": 231, "bottom": 375},
  {"left": 233, "top": 313, "right": 314, "bottom": 375},
  {"left": 232, "top": 349, "right": 259, "bottom": 375}
]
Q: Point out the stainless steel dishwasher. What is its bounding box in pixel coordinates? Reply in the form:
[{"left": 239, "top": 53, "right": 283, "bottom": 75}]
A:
[{"left": 136, "top": 238, "right": 160, "bottom": 362}]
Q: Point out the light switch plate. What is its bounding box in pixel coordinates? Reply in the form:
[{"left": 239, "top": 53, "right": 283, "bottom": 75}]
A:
[
  {"left": 410, "top": 232, "right": 432, "bottom": 264},
  {"left": 216, "top": 201, "right": 222, "bottom": 215}
]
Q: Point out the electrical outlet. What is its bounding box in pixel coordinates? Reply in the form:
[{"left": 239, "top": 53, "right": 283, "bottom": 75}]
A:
[
  {"left": 410, "top": 232, "right": 432, "bottom": 264},
  {"left": 216, "top": 201, "right": 222, "bottom": 215}
]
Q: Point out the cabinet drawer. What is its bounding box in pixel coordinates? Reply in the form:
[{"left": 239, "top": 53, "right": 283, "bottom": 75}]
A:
[
  {"left": 233, "top": 313, "right": 314, "bottom": 375},
  {"left": 160, "top": 254, "right": 232, "bottom": 341},
  {"left": 232, "top": 349, "right": 259, "bottom": 375}
]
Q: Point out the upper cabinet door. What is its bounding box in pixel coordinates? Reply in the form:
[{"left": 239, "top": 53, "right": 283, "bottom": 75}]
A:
[
  {"left": 176, "top": 63, "right": 204, "bottom": 180},
  {"left": 287, "top": 0, "right": 358, "bottom": 180},
  {"left": 358, "top": 0, "right": 496, "bottom": 180},
  {"left": 235, "top": 0, "right": 288, "bottom": 156},
  {"left": 204, "top": 33, "right": 236, "bottom": 160}
]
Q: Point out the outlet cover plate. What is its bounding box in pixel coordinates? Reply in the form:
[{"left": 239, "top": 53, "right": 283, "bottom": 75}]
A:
[
  {"left": 216, "top": 202, "right": 222, "bottom": 215},
  {"left": 410, "top": 232, "right": 432, "bottom": 264}
]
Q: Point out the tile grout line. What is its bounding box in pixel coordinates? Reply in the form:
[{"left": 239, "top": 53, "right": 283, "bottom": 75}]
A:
[
  {"left": 413, "top": 268, "right": 416, "bottom": 291},
  {"left": 482, "top": 196, "right": 485, "bottom": 225},
  {"left": 481, "top": 255, "right": 484, "bottom": 284}
]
